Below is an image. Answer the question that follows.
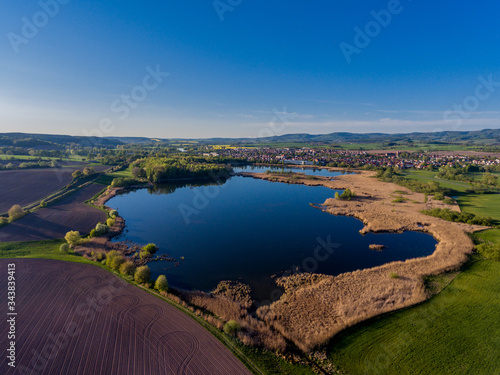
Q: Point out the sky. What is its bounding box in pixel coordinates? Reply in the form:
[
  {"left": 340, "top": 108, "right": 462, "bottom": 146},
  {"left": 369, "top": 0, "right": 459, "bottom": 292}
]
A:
[{"left": 1, "top": 0, "right": 500, "bottom": 139}]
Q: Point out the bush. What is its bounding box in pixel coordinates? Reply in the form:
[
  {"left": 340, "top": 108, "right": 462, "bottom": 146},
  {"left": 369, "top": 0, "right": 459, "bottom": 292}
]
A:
[
  {"left": 421, "top": 208, "right": 494, "bottom": 226},
  {"left": 59, "top": 243, "right": 70, "bottom": 254},
  {"left": 154, "top": 275, "right": 169, "bottom": 292},
  {"left": 106, "top": 218, "right": 115, "bottom": 227},
  {"left": 476, "top": 243, "right": 500, "bottom": 261},
  {"left": 72, "top": 170, "right": 82, "bottom": 179},
  {"left": 134, "top": 266, "right": 151, "bottom": 284},
  {"left": 0, "top": 217, "right": 8, "bottom": 226},
  {"left": 390, "top": 272, "right": 400, "bottom": 279},
  {"left": 119, "top": 261, "right": 136, "bottom": 276},
  {"left": 334, "top": 191, "right": 340, "bottom": 199},
  {"left": 40, "top": 200, "right": 47, "bottom": 208},
  {"left": 339, "top": 189, "right": 355, "bottom": 200},
  {"left": 109, "top": 210, "right": 118, "bottom": 218},
  {"left": 105, "top": 250, "right": 125, "bottom": 270},
  {"left": 433, "top": 192, "right": 444, "bottom": 201},
  {"left": 95, "top": 223, "right": 108, "bottom": 236},
  {"left": 392, "top": 196, "right": 405, "bottom": 203},
  {"left": 8, "top": 204, "right": 25, "bottom": 222},
  {"left": 140, "top": 243, "right": 158, "bottom": 259},
  {"left": 65, "top": 231, "right": 81, "bottom": 246},
  {"left": 89, "top": 229, "right": 98, "bottom": 238},
  {"left": 223, "top": 320, "right": 241, "bottom": 336}
]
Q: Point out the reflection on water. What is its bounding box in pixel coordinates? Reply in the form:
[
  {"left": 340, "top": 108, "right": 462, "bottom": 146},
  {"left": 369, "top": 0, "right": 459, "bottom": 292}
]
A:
[{"left": 109, "top": 169, "right": 437, "bottom": 302}]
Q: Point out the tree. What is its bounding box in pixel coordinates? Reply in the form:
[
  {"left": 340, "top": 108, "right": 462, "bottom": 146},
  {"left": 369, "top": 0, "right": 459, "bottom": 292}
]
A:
[
  {"left": 8, "top": 204, "right": 25, "bottom": 222},
  {"left": 109, "top": 210, "right": 118, "bottom": 218},
  {"left": 223, "top": 320, "right": 241, "bottom": 336},
  {"left": 105, "top": 250, "right": 125, "bottom": 270},
  {"left": 119, "top": 261, "right": 136, "bottom": 276},
  {"left": 134, "top": 266, "right": 151, "bottom": 284},
  {"left": 154, "top": 275, "right": 168, "bottom": 292},
  {"left": 40, "top": 200, "right": 47, "bottom": 208},
  {"left": 60, "top": 243, "right": 70, "bottom": 254},
  {"left": 72, "top": 170, "right": 82, "bottom": 179},
  {"left": 334, "top": 191, "right": 340, "bottom": 199},
  {"left": 65, "top": 231, "right": 81, "bottom": 246},
  {"left": 106, "top": 218, "right": 115, "bottom": 227},
  {"left": 83, "top": 167, "right": 96, "bottom": 176}
]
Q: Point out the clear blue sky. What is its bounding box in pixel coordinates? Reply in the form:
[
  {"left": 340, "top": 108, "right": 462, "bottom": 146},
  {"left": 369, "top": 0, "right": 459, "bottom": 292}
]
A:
[{"left": 1, "top": 0, "right": 499, "bottom": 138}]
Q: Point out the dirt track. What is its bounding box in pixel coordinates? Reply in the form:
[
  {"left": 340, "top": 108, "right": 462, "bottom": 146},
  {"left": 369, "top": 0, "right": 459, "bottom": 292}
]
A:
[
  {"left": 0, "top": 259, "right": 251, "bottom": 375},
  {"left": 0, "top": 184, "right": 107, "bottom": 242}
]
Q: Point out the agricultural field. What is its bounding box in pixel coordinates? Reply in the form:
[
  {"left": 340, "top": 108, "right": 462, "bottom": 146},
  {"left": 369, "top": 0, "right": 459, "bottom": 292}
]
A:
[
  {"left": 0, "top": 164, "right": 109, "bottom": 214},
  {"left": 0, "top": 169, "right": 76, "bottom": 213},
  {"left": 0, "top": 183, "right": 107, "bottom": 242},
  {"left": 326, "top": 257, "right": 500, "bottom": 375},
  {"left": 0, "top": 258, "right": 251, "bottom": 375}
]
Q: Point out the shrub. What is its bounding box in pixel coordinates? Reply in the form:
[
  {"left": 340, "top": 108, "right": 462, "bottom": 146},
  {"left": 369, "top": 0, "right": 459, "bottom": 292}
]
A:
[
  {"left": 433, "top": 192, "right": 445, "bottom": 201},
  {"left": 89, "top": 229, "right": 97, "bottom": 238},
  {"left": 390, "top": 272, "right": 400, "bottom": 279},
  {"left": 72, "top": 170, "right": 82, "bottom": 179},
  {"left": 334, "top": 191, "right": 340, "bottom": 199},
  {"left": 421, "top": 208, "right": 494, "bottom": 226},
  {"left": 476, "top": 243, "right": 500, "bottom": 261},
  {"left": 0, "top": 217, "right": 8, "bottom": 226},
  {"left": 154, "top": 275, "right": 169, "bottom": 292},
  {"left": 223, "top": 320, "right": 241, "bottom": 336},
  {"left": 95, "top": 223, "right": 108, "bottom": 236},
  {"left": 106, "top": 218, "right": 115, "bottom": 227},
  {"left": 140, "top": 243, "right": 158, "bottom": 259},
  {"left": 65, "top": 231, "right": 81, "bottom": 246},
  {"left": 119, "top": 260, "right": 136, "bottom": 276},
  {"left": 109, "top": 210, "right": 118, "bottom": 218},
  {"left": 8, "top": 204, "right": 25, "bottom": 222},
  {"left": 339, "top": 189, "right": 355, "bottom": 200},
  {"left": 40, "top": 200, "right": 47, "bottom": 208},
  {"left": 59, "top": 243, "right": 70, "bottom": 254},
  {"left": 105, "top": 250, "right": 125, "bottom": 270},
  {"left": 443, "top": 198, "right": 455, "bottom": 205},
  {"left": 392, "top": 196, "right": 405, "bottom": 203},
  {"left": 134, "top": 266, "right": 151, "bottom": 284}
]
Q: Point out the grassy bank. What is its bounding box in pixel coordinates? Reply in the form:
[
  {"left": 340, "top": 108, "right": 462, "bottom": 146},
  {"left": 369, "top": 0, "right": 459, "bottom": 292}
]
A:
[{"left": 327, "top": 256, "right": 500, "bottom": 375}]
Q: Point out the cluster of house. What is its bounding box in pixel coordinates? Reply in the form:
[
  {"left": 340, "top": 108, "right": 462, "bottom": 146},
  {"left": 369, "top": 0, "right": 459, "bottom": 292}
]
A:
[{"left": 208, "top": 146, "right": 500, "bottom": 169}]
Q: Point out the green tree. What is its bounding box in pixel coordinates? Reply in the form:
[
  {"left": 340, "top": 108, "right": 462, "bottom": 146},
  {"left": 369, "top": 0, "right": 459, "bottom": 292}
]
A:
[
  {"left": 134, "top": 266, "right": 151, "bottom": 284},
  {"left": 223, "top": 320, "right": 241, "bottom": 336},
  {"left": 119, "top": 261, "right": 136, "bottom": 276},
  {"left": 72, "top": 170, "right": 82, "bottom": 179},
  {"left": 105, "top": 250, "right": 125, "bottom": 270},
  {"left": 8, "top": 204, "right": 25, "bottom": 222},
  {"left": 154, "top": 275, "right": 168, "bottom": 292},
  {"left": 65, "top": 231, "right": 81, "bottom": 246},
  {"left": 59, "top": 243, "right": 70, "bottom": 253}
]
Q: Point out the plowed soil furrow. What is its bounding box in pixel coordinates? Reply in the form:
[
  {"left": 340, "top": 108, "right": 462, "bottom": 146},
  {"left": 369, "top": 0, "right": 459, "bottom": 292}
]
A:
[{"left": 0, "top": 259, "right": 251, "bottom": 375}]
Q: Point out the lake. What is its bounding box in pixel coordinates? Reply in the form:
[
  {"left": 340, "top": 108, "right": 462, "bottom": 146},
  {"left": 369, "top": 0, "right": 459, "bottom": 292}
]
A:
[{"left": 108, "top": 169, "right": 437, "bottom": 302}]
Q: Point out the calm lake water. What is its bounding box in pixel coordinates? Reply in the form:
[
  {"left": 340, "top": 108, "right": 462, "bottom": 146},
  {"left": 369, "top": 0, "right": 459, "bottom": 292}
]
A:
[{"left": 109, "top": 169, "right": 437, "bottom": 302}]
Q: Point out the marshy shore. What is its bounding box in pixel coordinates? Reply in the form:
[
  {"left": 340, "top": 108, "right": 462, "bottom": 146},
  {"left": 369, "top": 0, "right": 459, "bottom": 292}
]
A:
[{"left": 241, "top": 170, "right": 485, "bottom": 351}]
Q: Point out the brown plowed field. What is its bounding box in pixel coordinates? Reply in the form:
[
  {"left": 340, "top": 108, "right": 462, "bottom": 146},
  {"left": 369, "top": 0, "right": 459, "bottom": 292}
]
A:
[
  {"left": 0, "top": 184, "right": 107, "bottom": 242},
  {"left": 0, "top": 259, "right": 251, "bottom": 375},
  {"left": 0, "top": 165, "right": 110, "bottom": 214}
]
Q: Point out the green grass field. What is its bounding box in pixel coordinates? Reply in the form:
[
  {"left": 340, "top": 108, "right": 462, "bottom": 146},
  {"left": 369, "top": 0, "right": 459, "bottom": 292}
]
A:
[
  {"left": 327, "top": 257, "right": 500, "bottom": 375},
  {"left": 94, "top": 169, "right": 134, "bottom": 185}
]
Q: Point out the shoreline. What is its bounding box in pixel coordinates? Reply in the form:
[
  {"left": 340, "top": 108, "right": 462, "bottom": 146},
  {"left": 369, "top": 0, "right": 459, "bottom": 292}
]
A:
[{"left": 241, "top": 170, "right": 485, "bottom": 351}]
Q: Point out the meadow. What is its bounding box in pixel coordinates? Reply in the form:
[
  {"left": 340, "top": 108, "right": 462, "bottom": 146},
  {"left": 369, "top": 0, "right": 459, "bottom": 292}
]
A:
[{"left": 327, "top": 257, "right": 500, "bottom": 375}]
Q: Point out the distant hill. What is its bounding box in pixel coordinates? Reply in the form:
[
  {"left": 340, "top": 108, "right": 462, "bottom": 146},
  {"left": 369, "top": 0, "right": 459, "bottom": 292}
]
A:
[
  {"left": 192, "top": 128, "right": 500, "bottom": 145},
  {"left": 0, "top": 128, "right": 499, "bottom": 149}
]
